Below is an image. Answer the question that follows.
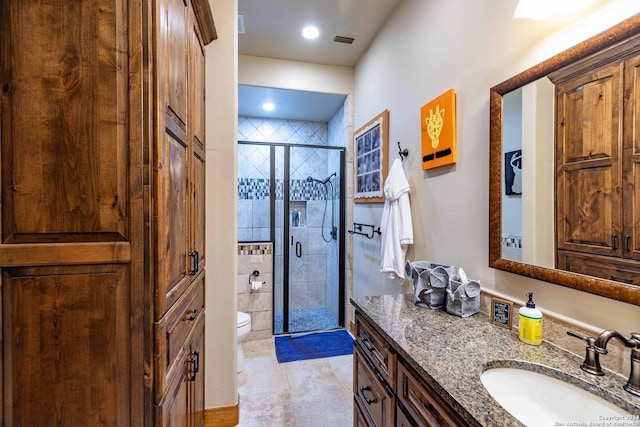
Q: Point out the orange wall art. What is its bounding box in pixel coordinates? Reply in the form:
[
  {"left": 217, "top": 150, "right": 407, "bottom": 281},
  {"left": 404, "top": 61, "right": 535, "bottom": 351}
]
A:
[{"left": 421, "top": 89, "right": 457, "bottom": 170}]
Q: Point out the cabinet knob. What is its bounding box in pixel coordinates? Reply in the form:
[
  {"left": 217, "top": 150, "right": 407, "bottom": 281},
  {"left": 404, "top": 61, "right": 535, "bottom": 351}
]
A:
[
  {"left": 185, "top": 308, "right": 198, "bottom": 321},
  {"left": 359, "top": 386, "right": 375, "bottom": 405}
]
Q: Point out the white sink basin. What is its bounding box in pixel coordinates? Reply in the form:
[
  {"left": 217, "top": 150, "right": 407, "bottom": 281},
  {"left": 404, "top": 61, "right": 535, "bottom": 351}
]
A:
[{"left": 480, "top": 368, "right": 633, "bottom": 426}]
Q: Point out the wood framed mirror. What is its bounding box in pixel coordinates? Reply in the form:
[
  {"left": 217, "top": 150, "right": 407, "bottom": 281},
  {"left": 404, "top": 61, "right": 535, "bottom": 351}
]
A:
[{"left": 489, "top": 14, "right": 640, "bottom": 306}]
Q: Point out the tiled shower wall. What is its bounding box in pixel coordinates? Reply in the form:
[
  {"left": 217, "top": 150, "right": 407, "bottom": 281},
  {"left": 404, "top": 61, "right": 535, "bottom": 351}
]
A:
[{"left": 238, "top": 117, "right": 328, "bottom": 145}]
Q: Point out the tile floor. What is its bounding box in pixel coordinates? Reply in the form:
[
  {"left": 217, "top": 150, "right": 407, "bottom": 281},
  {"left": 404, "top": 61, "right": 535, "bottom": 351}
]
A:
[{"left": 237, "top": 337, "right": 354, "bottom": 426}]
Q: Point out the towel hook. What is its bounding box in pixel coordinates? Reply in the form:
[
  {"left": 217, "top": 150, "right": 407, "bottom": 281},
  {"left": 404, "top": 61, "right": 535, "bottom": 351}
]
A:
[{"left": 397, "top": 141, "right": 408, "bottom": 161}]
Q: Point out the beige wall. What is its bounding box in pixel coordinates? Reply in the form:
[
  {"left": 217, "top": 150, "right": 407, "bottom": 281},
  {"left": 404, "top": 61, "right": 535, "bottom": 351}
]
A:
[
  {"left": 239, "top": 55, "right": 353, "bottom": 95},
  {"left": 352, "top": 0, "right": 640, "bottom": 335},
  {"left": 205, "top": 0, "right": 238, "bottom": 410}
]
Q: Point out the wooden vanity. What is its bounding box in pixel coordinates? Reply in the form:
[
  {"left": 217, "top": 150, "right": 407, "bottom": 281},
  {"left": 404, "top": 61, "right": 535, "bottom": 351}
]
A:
[{"left": 351, "top": 294, "right": 640, "bottom": 427}]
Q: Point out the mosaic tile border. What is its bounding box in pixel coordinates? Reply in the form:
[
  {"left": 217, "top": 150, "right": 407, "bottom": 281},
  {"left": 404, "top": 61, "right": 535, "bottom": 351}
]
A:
[
  {"left": 238, "top": 243, "right": 273, "bottom": 255},
  {"left": 502, "top": 235, "right": 522, "bottom": 248},
  {"left": 238, "top": 178, "right": 333, "bottom": 201}
]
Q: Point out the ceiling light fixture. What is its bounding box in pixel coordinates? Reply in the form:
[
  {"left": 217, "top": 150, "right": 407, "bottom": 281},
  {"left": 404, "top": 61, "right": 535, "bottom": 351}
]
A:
[
  {"left": 302, "top": 25, "right": 319, "bottom": 40},
  {"left": 262, "top": 102, "right": 275, "bottom": 112},
  {"left": 513, "top": 0, "right": 591, "bottom": 20},
  {"left": 513, "top": 0, "right": 555, "bottom": 20}
]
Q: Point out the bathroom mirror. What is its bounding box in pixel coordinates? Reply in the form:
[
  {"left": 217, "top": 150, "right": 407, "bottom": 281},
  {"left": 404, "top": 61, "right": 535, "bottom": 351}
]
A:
[{"left": 489, "top": 14, "right": 640, "bottom": 305}]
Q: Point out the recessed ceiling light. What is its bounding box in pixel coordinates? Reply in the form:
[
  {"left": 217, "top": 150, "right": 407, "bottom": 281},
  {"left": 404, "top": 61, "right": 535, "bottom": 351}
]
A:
[
  {"left": 262, "top": 102, "right": 275, "bottom": 111},
  {"left": 302, "top": 26, "right": 319, "bottom": 40}
]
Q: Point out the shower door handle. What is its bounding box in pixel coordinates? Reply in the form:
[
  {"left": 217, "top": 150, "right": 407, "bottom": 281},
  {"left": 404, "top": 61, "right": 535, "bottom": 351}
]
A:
[{"left": 295, "top": 241, "right": 302, "bottom": 258}]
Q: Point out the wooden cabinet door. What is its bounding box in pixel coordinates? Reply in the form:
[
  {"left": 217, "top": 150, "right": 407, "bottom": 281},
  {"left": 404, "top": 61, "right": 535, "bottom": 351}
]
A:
[
  {"left": 156, "top": 125, "right": 191, "bottom": 318},
  {"left": 165, "top": 0, "right": 189, "bottom": 129},
  {"left": 157, "top": 358, "right": 190, "bottom": 427},
  {"left": 623, "top": 55, "right": 640, "bottom": 261},
  {"left": 188, "top": 317, "right": 205, "bottom": 427},
  {"left": 155, "top": 0, "right": 192, "bottom": 319},
  {"left": 0, "top": 1, "right": 144, "bottom": 425},
  {"left": 555, "top": 61, "right": 623, "bottom": 257},
  {"left": 155, "top": 0, "right": 208, "bottom": 318},
  {"left": 189, "top": 8, "right": 206, "bottom": 274}
]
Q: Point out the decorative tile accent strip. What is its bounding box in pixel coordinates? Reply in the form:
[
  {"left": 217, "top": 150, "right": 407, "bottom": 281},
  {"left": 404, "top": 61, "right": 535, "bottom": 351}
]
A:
[
  {"left": 238, "top": 178, "right": 329, "bottom": 201},
  {"left": 502, "top": 234, "right": 522, "bottom": 248},
  {"left": 238, "top": 243, "right": 273, "bottom": 255},
  {"left": 238, "top": 178, "right": 271, "bottom": 200}
]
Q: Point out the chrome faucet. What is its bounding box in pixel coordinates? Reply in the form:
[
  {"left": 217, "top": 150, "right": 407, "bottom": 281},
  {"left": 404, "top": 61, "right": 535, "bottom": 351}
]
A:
[{"left": 568, "top": 330, "right": 640, "bottom": 397}]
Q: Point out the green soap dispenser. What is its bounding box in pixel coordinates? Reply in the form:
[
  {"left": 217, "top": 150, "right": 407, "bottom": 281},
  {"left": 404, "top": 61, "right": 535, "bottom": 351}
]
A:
[{"left": 519, "top": 292, "right": 543, "bottom": 345}]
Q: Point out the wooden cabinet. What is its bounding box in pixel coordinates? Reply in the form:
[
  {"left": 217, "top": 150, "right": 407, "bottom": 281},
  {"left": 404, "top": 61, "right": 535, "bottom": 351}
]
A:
[
  {"left": 553, "top": 39, "right": 640, "bottom": 284},
  {"left": 353, "top": 312, "right": 469, "bottom": 427},
  {"left": 0, "top": 1, "right": 215, "bottom": 425},
  {"left": 153, "top": 0, "right": 212, "bottom": 425}
]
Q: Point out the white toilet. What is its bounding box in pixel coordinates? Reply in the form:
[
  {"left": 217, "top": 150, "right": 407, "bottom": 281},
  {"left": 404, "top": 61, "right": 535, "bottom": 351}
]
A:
[{"left": 237, "top": 311, "right": 251, "bottom": 372}]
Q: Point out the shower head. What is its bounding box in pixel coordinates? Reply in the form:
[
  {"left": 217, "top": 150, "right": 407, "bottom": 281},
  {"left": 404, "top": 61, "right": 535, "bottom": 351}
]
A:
[
  {"left": 306, "top": 176, "right": 323, "bottom": 184},
  {"left": 306, "top": 172, "right": 336, "bottom": 185}
]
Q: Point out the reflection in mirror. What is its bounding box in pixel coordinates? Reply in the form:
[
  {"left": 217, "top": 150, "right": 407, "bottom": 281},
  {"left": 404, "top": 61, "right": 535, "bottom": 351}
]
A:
[
  {"left": 489, "top": 14, "right": 640, "bottom": 305},
  {"left": 501, "top": 79, "right": 554, "bottom": 269}
]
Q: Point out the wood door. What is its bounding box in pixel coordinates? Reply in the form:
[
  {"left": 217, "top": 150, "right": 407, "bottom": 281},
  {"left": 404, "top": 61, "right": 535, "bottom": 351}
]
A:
[
  {"left": 623, "top": 55, "right": 640, "bottom": 261},
  {"left": 0, "top": 0, "right": 145, "bottom": 425},
  {"left": 555, "top": 61, "right": 623, "bottom": 257}
]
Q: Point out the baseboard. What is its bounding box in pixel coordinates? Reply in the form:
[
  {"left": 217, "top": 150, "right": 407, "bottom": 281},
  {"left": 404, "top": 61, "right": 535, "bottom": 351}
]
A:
[{"left": 204, "top": 398, "right": 239, "bottom": 427}]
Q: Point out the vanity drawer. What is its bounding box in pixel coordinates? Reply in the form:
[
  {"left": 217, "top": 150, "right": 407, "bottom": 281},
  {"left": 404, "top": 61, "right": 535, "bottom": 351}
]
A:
[
  {"left": 355, "top": 312, "right": 396, "bottom": 386},
  {"left": 155, "top": 274, "right": 205, "bottom": 402},
  {"left": 557, "top": 250, "right": 640, "bottom": 286},
  {"left": 396, "top": 359, "right": 468, "bottom": 427},
  {"left": 354, "top": 345, "right": 395, "bottom": 427}
]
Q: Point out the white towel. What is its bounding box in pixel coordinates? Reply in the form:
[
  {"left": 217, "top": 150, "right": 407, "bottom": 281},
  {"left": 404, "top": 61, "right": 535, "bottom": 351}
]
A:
[{"left": 380, "top": 159, "right": 413, "bottom": 279}]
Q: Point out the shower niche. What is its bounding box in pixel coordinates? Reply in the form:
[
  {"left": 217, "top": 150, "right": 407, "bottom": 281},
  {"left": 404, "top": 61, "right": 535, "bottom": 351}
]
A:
[
  {"left": 290, "top": 201, "right": 306, "bottom": 228},
  {"left": 238, "top": 142, "right": 345, "bottom": 335}
]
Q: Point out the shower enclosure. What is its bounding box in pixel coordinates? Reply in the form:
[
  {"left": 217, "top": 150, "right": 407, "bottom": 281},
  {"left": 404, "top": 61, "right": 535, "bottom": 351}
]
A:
[{"left": 238, "top": 142, "right": 345, "bottom": 334}]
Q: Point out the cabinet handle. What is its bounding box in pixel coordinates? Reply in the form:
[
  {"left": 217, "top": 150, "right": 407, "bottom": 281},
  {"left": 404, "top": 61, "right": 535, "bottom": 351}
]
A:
[
  {"left": 186, "top": 308, "right": 198, "bottom": 321},
  {"left": 624, "top": 235, "right": 631, "bottom": 252},
  {"left": 361, "top": 336, "right": 375, "bottom": 352},
  {"left": 610, "top": 275, "right": 633, "bottom": 284},
  {"left": 188, "top": 351, "right": 199, "bottom": 381},
  {"left": 189, "top": 250, "right": 199, "bottom": 275},
  {"left": 361, "top": 336, "right": 385, "bottom": 366},
  {"left": 611, "top": 234, "right": 618, "bottom": 250},
  {"left": 359, "top": 386, "right": 375, "bottom": 405}
]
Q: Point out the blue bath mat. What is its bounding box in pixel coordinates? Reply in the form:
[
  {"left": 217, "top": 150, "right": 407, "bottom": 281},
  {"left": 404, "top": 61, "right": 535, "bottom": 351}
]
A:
[{"left": 274, "top": 329, "right": 354, "bottom": 363}]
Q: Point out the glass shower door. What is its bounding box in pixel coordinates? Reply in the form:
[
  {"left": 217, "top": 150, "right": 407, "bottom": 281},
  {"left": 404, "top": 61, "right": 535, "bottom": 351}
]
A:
[{"left": 274, "top": 145, "right": 344, "bottom": 334}]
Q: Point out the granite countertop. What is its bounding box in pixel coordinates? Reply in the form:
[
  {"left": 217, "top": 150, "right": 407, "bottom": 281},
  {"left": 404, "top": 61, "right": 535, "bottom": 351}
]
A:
[{"left": 351, "top": 294, "right": 640, "bottom": 427}]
